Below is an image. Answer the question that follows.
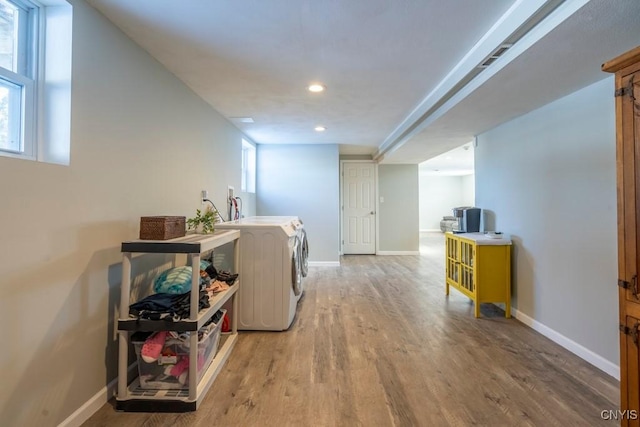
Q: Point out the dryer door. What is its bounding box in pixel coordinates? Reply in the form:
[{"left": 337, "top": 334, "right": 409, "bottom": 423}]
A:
[
  {"left": 300, "top": 228, "right": 309, "bottom": 278},
  {"left": 291, "top": 238, "right": 302, "bottom": 296}
]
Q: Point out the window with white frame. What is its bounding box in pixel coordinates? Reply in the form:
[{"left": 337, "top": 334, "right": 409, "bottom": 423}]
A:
[
  {"left": 241, "top": 139, "right": 256, "bottom": 193},
  {"left": 0, "top": 0, "right": 37, "bottom": 158},
  {"left": 0, "top": 0, "right": 72, "bottom": 165}
]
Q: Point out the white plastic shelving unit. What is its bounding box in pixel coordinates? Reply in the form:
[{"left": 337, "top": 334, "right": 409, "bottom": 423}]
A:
[{"left": 116, "top": 230, "right": 240, "bottom": 412}]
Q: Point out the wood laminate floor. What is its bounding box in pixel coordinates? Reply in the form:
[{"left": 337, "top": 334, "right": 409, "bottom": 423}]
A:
[{"left": 84, "top": 232, "right": 618, "bottom": 427}]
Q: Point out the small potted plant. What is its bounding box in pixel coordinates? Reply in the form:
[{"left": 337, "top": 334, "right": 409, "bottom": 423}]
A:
[{"left": 186, "top": 206, "right": 218, "bottom": 234}]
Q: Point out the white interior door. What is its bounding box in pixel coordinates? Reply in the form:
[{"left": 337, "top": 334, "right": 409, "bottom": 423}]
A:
[{"left": 342, "top": 162, "right": 376, "bottom": 254}]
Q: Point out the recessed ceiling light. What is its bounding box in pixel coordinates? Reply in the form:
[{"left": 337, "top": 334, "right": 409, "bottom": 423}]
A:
[
  {"left": 314, "top": 126, "right": 326, "bottom": 132},
  {"left": 308, "top": 84, "right": 325, "bottom": 93}
]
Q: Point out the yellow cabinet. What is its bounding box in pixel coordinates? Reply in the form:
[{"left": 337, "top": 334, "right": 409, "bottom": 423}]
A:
[{"left": 445, "top": 232, "right": 512, "bottom": 318}]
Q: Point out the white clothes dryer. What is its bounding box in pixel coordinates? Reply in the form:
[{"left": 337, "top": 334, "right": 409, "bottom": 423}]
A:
[{"left": 216, "top": 216, "right": 304, "bottom": 331}]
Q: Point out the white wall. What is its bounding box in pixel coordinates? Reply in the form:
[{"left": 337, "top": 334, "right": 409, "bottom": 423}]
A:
[
  {"left": 0, "top": 1, "right": 254, "bottom": 425},
  {"left": 419, "top": 175, "right": 474, "bottom": 230},
  {"left": 475, "top": 77, "right": 618, "bottom": 374},
  {"left": 378, "top": 165, "right": 419, "bottom": 252},
  {"left": 257, "top": 144, "right": 340, "bottom": 263},
  {"left": 461, "top": 174, "right": 475, "bottom": 206}
]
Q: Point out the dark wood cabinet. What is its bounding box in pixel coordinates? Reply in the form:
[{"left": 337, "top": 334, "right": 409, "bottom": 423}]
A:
[{"left": 603, "top": 45, "right": 640, "bottom": 426}]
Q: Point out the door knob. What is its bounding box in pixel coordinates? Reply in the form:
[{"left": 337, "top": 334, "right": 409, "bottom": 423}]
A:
[{"left": 370, "top": 211, "right": 375, "bottom": 215}]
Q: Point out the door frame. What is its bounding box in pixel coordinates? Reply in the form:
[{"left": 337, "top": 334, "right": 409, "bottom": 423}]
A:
[{"left": 339, "top": 160, "right": 379, "bottom": 255}]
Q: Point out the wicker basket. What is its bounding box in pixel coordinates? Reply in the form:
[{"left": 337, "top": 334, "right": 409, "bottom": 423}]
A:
[{"left": 139, "top": 216, "right": 186, "bottom": 240}]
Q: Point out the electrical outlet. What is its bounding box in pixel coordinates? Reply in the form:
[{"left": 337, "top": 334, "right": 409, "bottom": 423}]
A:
[{"left": 201, "top": 190, "right": 208, "bottom": 202}]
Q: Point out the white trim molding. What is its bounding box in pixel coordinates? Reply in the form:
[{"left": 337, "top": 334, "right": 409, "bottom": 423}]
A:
[
  {"left": 512, "top": 308, "right": 619, "bottom": 380},
  {"left": 376, "top": 251, "right": 420, "bottom": 256},
  {"left": 58, "top": 363, "right": 138, "bottom": 427},
  {"left": 309, "top": 261, "right": 341, "bottom": 267}
]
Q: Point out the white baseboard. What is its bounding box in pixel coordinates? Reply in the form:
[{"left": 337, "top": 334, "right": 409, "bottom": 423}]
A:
[
  {"left": 420, "top": 229, "right": 441, "bottom": 232},
  {"left": 376, "top": 251, "right": 420, "bottom": 255},
  {"left": 512, "top": 308, "right": 619, "bottom": 380},
  {"left": 58, "top": 363, "right": 137, "bottom": 427},
  {"left": 308, "top": 261, "right": 340, "bottom": 267}
]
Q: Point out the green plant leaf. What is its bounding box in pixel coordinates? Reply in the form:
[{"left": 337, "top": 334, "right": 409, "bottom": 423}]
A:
[{"left": 187, "top": 206, "right": 218, "bottom": 233}]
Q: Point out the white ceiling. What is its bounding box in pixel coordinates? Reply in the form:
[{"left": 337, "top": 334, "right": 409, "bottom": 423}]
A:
[
  {"left": 86, "top": 0, "right": 640, "bottom": 165},
  {"left": 419, "top": 143, "right": 475, "bottom": 176}
]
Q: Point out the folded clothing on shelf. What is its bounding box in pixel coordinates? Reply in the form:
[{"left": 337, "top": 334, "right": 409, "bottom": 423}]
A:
[
  {"left": 129, "top": 289, "right": 210, "bottom": 321},
  {"left": 205, "top": 264, "right": 239, "bottom": 285},
  {"left": 153, "top": 264, "right": 211, "bottom": 295}
]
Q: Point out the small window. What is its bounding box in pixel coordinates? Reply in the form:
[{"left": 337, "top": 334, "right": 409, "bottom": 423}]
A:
[
  {"left": 241, "top": 139, "right": 256, "bottom": 193},
  {"left": 0, "top": 0, "right": 73, "bottom": 165},
  {"left": 0, "top": 0, "right": 37, "bottom": 158},
  {"left": 0, "top": 78, "right": 23, "bottom": 153}
]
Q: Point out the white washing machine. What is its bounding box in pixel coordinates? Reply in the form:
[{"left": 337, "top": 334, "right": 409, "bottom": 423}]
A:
[{"left": 216, "top": 216, "right": 305, "bottom": 331}]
